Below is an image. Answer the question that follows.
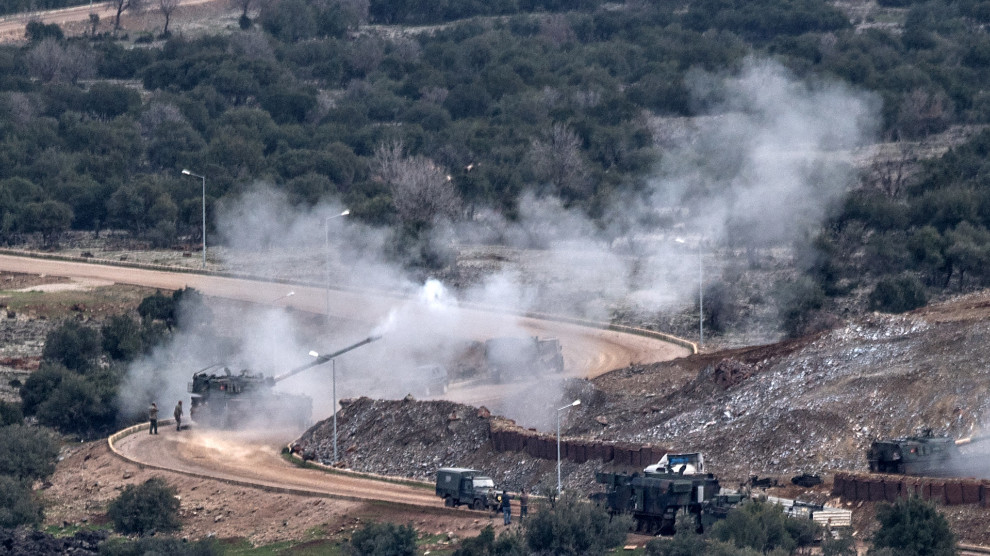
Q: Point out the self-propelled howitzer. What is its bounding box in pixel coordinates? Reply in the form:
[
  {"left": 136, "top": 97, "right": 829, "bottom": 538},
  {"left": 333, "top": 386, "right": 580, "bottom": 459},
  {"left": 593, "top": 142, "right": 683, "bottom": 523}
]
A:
[{"left": 188, "top": 336, "right": 380, "bottom": 429}]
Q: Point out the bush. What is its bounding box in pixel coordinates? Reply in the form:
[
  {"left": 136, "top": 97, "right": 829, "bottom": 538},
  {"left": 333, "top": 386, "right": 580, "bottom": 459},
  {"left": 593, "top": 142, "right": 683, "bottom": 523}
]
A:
[
  {"left": 348, "top": 521, "right": 418, "bottom": 556},
  {"left": 453, "top": 525, "right": 526, "bottom": 556},
  {"left": 0, "top": 476, "right": 43, "bottom": 528},
  {"left": 42, "top": 319, "right": 101, "bottom": 372},
  {"left": 868, "top": 274, "right": 928, "bottom": 313},
  {"left": 98, "top": 536, "right": 221, "bottom": 556},
  {"left": 0, "top": 424, "right": 60, "bottom": 482},
  {"left": 107, "top": 477, "right": 181, "bottom": 535},
  {"left": 0, "top": 400, "right": 22, "bottom": 426},
  {"left": 707, "top": 498, "right": 819, "bottom": 554},
  {"left": 19, "top": 363, "right": 70, "bottom": 416},
  {"left": 101, "top": 315, "right": 143, "bottom": 361},
  {"left": 870, "top": 496, "right": 955, "bottom": 556},
  {"left": 645, "top": 521, "right": 707, "bottom": 555},
  {"left": 524, "top": 491, "right": 630, "bottom": 555}
]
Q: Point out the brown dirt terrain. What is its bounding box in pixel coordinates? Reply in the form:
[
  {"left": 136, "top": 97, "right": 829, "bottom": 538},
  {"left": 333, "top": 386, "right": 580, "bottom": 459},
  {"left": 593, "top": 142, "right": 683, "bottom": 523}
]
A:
[{"left": 45, "top": 439, "right": 497, "bottom": 550}]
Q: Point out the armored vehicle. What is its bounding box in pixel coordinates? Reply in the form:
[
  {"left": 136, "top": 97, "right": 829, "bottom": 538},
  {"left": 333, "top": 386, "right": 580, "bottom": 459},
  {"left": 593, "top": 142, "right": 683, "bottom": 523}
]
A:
[
  {"left": 594, "top": 453, "right": 743, "bottom": 534},
  {"left": 484, "top": 336, "right": 564, "bottom": 382},
  {"left": 868, "top": 430, "right": 990, "bottom": 476},
  {"left": 435, "top": 467, "right": 499, "bottom": 510},
  {"left": 384, "top": 364, "right": 449, "bottom": 398},
  {"left": 188, "top": 336, "right": 379, "bottom": 429}
]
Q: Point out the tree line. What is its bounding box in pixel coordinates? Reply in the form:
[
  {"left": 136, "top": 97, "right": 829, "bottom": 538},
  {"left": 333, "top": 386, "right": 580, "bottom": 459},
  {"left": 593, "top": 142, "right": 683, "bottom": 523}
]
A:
[{"left": 4, "top": 0, "right": 990, "bottom": 325}]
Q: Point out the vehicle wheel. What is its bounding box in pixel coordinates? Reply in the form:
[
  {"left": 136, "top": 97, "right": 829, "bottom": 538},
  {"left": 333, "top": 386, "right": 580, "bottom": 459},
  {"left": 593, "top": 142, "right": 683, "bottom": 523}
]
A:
[
  {"left": 444, "top": 496, "right": 453, "bottom": 507},
  {"left": 472, "top": 499, "right": 485, "bottom": 511}
]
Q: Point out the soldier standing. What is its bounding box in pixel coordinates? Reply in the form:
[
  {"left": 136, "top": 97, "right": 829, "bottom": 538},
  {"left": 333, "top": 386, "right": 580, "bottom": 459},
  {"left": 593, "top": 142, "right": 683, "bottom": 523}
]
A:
[
  {"left": 519, "top": 488, "right": 528, "bottom": 522},
  {"left": 174, "top": 400, "right": 183, "bottom": 431},
  {"left": 148, "top": 402, "right": 158, "bottom": 435},
  {"left": 500, "top": 490, "right": 512, "bottom": 526}
]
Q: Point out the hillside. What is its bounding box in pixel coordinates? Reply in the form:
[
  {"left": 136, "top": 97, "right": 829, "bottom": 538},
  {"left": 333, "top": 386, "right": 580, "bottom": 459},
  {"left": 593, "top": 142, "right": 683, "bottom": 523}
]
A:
[{"left": 292, "top": 289, "right": 990, "bottom": 543}]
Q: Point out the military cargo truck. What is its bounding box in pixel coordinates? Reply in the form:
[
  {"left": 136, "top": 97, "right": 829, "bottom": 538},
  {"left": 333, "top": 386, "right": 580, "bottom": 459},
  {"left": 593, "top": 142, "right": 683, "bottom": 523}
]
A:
[{"left": 435, "top": 467, "right": 499, "bottom": 510}]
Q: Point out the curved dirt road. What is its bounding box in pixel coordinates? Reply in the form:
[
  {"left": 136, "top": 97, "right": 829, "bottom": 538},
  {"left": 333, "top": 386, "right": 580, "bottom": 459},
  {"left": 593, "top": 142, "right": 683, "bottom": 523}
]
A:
[
  {"left": 0, "top": 254, "right": 689, "bottom": 379},
  {"left": 0, "top": 253, "right": 689, "bottom": 504},
  {"left": 114, "top": 426, "right": 443, "bottom": 507}
]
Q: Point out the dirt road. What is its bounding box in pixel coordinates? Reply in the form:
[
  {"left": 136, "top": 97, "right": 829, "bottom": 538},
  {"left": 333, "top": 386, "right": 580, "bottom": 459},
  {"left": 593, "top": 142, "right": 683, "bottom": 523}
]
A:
[
  {"left": 1, "top": 253, "right": 688, "bottom": 510},
  {"left": 113, "top": 426, "right": 444, "bottom": 507},
  {"left": 0, "top": 0, "right": 219, "bottom": 41},
  {"left": 0, "top": 254, "right": 690, "bottom": 380}
]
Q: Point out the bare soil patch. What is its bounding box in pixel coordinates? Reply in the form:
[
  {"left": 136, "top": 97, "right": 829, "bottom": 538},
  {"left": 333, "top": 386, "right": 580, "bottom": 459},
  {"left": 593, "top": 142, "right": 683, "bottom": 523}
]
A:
[{"left": 45, "top": 439, "right": 498, "bottom": 549}]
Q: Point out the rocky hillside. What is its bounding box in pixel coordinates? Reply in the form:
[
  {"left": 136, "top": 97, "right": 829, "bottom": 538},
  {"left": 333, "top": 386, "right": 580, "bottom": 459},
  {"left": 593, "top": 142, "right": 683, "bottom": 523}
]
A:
[{"left": 299, "top": 290, "right": 990, "bottom": 497}]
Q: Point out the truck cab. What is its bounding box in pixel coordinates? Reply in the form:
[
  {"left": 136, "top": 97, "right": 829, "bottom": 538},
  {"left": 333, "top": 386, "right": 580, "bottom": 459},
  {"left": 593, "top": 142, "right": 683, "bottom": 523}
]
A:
[{"left": 435, "top": 467, "right": 497, "bottom": 510}]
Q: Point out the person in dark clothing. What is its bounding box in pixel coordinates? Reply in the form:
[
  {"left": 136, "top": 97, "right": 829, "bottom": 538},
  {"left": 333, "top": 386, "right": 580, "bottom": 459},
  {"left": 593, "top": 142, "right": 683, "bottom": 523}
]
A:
[
  {"left": 519, "top": 488, "right": 528, "bottom": 522},
  {"left": 500, "top": 490, "right": 512, "bottom": 525},
  {"left": 174, "top": 401, "right": 183, "bottom": 431},
  {"left": 148, "top": 402, "right": 158, "bottom": 435}
]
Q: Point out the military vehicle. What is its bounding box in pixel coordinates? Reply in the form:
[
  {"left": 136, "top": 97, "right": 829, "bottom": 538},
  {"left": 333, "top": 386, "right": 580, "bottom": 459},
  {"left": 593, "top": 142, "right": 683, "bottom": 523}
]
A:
[
  {"left": 435, "top": 467, "right": 499, "bottom": 510},
  {"left": 594, "top": 453, "right": 744, "bottom": 534},
  {"left": 867, "top": 430, "right": 990, "bottom": 476},
  {"left": 188, "top": 336, "right": 379, "bottom": 429},
  {"left": 484, "top": 336, "right": 564, "bottom": 382}
]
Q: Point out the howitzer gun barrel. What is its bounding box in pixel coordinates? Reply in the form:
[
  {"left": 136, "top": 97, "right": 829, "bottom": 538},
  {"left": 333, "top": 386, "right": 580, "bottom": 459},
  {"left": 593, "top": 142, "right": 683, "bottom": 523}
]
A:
[
  {"left": 273, "top": 335, "right": 381, "bottom": 382},
  {"left": 955, "top": 434, "right": 990, "bottom": 446}
]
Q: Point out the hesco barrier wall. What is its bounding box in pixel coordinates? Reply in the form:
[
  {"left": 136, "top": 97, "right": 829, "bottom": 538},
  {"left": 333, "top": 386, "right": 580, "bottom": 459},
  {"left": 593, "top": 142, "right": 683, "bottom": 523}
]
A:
[
  {"left": 489, "top": 420, "right": 670, "bottom": 467},
  {"left": 832, "top": 472, "right": 990, "bottom": 506}
]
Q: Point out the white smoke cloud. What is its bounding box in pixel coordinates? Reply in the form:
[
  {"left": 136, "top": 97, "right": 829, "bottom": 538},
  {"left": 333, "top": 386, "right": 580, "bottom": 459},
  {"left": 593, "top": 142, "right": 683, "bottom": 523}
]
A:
[{"left": 119, "top": 57, "right": 878, "bottom": 431}]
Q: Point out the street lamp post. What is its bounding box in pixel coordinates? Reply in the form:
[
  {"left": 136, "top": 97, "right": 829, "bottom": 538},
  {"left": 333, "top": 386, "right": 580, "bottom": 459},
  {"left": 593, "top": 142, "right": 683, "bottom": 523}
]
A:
[
  {"left": 556, "top": 399, "right": 581, "bottom": 496},
  {"left": 181, "top": 169, "right": 207, "bottom": 269},
  {"left": 310, "top": 350, "right": 339, "bottom": 463},
  {"left": 676, "top": 238, "right": 703, "bottom": 346},
  {"left": 324, "top": 209, "right": 350, "bottom": 325}
]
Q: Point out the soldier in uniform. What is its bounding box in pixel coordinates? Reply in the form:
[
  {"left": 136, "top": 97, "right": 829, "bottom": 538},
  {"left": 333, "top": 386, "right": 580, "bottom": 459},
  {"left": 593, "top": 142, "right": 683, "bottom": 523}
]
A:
[
  {"left": 519, "top": 488, "right": 528, "bottom": 522},
  {"left": 148, "top": 402, "right": 158, "bottom": 435},
  {"left": 174, "top": 400, "right": 183, "bottom": 431}
]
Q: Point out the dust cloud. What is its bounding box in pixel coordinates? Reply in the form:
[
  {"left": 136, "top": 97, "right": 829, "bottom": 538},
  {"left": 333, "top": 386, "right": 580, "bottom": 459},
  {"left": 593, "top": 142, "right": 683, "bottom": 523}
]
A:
[{"left": 119, "top": 57, "right": 878, "bottom": 432}]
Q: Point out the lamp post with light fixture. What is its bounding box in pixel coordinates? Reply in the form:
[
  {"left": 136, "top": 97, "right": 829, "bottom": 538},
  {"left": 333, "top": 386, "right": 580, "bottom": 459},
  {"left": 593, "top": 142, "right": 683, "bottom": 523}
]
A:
[
  {"left": 675, "top": 237, "right": 703, "bottom": 346},
  {"left": 324, "top": 209, "right": 350, "bottom": 324},
  {"left": 556, "top": 399, "right": 581, "bottom": 496},
  {"left": 181, "top": 169, "right": 207, "bottom": 269}
]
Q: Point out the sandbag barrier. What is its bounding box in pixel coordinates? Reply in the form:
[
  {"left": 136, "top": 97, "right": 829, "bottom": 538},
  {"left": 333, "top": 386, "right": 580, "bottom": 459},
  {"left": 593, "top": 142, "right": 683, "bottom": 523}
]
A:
[
  {"left": 832, "top": 472, "right": 990, "bottom": 506},
  {"left": 489, "top": 421, "right": 670, "bottom": 467}
]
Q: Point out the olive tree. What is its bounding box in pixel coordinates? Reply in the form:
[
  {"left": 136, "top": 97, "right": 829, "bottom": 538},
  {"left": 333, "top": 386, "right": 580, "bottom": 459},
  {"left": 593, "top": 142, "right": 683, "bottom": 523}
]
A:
[{"left": 111, "top": 0, "right": 146, "bottom": 32}]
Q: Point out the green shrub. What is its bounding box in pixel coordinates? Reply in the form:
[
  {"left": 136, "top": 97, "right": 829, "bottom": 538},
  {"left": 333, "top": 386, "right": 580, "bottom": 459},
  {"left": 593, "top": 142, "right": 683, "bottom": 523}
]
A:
[
  {"left": 0, "top": 475, "right": 43, "bottom": 528},
  {"left": 101, "top": 314, "right": 143, "bottom": 361},
  {"left": 347, "top": 521, "right": 418, "bottom": 556},
  {"left": 868, "top": 274, "right": 928, "bottom": 313},
  {"left": 645, "top": 520, "right": 708, "bottom": 555},
  {"left": 42, "top": 319, "right": 101, "bottom": 372},
  {"left": 19, "top": 363, "right": 70, "bottom": 416},
  {"left": 98, "top": 536, "right": 220, "bottom": 556},
  {"left": 0, "top": 424, "right": 60, "bottom": 481},
  {"left": 870, "top": 496, "right": 955, "bottom": 556},
  {"left": 107, "top": 477, "right": 181, "bottom": 535},
  {"left": 453, "top": 524, "right": 526, "bottom": 556},
  {"left": 0, "top": 400, "right": 22, "bottom": 426},
  {"left": 524, "top": 491, "right": 630, "bottom": 555},
  {"left": 707, "top": 498, "right": 819, "bottom": 554}
]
